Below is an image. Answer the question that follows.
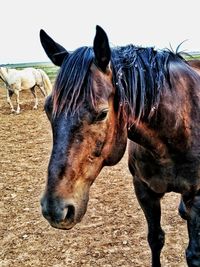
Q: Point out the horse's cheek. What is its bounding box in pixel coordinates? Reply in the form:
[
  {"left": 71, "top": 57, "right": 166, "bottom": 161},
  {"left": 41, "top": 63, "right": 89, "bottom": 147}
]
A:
[{"left": 102, "top": 123, "right": 127, "bottom": 166}]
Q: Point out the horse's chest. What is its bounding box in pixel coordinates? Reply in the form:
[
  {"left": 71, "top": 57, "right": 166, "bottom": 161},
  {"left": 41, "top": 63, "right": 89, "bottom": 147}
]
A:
[
  {"left": 135, "top": 157, "right": 173, "bottom": 193},
  {"left": 134, "top": 151, "right": 200, "bottom": 194}
]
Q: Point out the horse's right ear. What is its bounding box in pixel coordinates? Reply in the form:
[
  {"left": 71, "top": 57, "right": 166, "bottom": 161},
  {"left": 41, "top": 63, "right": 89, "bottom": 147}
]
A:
[
  {"left": 39, "top": 29, "right": 69, "bottom": 67},
  {"left": 93, "top": 25, "right": 111, "bottom": 73}
]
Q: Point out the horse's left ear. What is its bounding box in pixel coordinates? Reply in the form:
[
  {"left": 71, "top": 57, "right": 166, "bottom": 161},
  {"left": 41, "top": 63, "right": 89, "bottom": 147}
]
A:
[
  {"left": 93, "top": 25, "right": 111, "bottom": 72},
  {"left": 39, "top": 29, "right": 69, "bottom": 67}
]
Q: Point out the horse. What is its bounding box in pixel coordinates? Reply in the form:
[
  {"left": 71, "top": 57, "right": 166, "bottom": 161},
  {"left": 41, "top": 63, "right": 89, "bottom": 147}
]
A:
[
  {"left": 0, "top": 67, "right": 52, "bottom": 113},
  {"left": 39, "top": 26, "right": 200, "bottom": 267},
  {"left": 187, "top": 59, "right": 200, "bottom": 75}
]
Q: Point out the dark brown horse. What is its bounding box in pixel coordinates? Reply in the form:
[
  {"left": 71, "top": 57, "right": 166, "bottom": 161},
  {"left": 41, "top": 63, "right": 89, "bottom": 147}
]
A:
[
  {"left": 188, "top": 59, "right": 200, "bottom": 75},
  {"left": 39, "top": 26, "right": 200, "bottom": 267}
]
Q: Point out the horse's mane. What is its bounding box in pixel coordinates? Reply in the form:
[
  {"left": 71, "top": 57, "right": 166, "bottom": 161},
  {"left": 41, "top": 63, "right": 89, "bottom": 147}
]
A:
[
  {"left": 111, "top": 45, "right": 171, "bottom": 119},
  {"left": 52, "top": 44, "right": 195, "bottom": 121}
]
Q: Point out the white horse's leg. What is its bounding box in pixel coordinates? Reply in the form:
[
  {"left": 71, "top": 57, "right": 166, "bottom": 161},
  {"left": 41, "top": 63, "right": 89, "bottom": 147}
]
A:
[
  {"left": 6, "top": 89, "right": 15, "bottom": 113},
  {"left": 15, "top": 90, "right": 21, "bottom": 114},
  {"left": 30, "top": 87, "right": 38, "bottom": 109},
  {"left": 38, "top": 85, "right": 46, "bottom": 97}
]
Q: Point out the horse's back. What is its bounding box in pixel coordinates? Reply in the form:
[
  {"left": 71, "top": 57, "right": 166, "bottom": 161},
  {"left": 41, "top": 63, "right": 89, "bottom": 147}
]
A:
[
  {"left": 33, "top": 68, "right": 44, "bottom": 81},
  {"left": 14, "top": 67, "right": 46, "bottom": 89}
]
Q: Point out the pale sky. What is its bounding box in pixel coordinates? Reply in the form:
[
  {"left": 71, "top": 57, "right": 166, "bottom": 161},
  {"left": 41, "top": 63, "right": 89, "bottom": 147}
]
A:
[{"left": 0, "top": 0, "right": 199, "bottom": 64}]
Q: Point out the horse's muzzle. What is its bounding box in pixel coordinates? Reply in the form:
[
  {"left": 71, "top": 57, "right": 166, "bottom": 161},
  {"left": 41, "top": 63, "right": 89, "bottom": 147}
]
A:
[{"left": 40, "top": 194, "right": 76, "bottom": 230}]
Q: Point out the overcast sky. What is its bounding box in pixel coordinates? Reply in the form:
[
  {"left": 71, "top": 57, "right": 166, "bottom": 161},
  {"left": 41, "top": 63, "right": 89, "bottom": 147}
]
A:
[{"left": 0, "top": 0, "right": 199, "bottom": 64}]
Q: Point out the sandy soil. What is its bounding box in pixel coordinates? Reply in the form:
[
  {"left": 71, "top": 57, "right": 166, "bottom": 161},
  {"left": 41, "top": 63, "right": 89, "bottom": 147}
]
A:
[{"left": 0, "top": 87, "right": 188, "bottom": 267}]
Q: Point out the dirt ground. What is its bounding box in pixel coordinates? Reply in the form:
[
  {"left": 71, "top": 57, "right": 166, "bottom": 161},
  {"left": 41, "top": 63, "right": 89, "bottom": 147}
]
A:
[{"left": 0, "top": 87, "right": 189, "bottom": 267}]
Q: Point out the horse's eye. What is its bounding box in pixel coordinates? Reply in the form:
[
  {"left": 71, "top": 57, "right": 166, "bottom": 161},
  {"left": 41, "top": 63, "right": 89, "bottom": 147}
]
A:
[{"left": 96, "top": 109, "right": 108, "bottom": 121}]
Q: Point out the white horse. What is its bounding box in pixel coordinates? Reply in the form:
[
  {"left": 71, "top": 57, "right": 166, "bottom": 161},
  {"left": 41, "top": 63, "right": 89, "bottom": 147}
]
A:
[{"left": 0, "top": 67, "right": 52, "bottom": 113}]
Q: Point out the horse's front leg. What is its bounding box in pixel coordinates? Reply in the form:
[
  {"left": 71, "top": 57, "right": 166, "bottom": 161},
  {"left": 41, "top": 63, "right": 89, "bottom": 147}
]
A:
[
  {"left": 30, "top": 87, "right": 38, "bottom": 109},
  {"left": 182, "top": 191, "right": 200, "bottom": 267},
  {"left": 133, "top": 178, "right": 165, "bottom": 267},
  {"left": 15, "top": 90, "right": 20, "bottom": 114},
  {"left": 6, "top": 89, "right": 15, "bottom": 113}
]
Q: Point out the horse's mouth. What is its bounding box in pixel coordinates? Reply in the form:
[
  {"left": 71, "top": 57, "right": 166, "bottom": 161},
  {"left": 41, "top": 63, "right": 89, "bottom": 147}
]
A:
[{"left": 49, "top": 221, "right": 76, "bottom": 230}]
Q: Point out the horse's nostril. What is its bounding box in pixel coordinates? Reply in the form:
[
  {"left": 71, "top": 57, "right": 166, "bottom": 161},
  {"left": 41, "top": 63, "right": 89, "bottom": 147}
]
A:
[
  {"left": 40, "top": 194, "right": 76, "bottom": 226},
  {"left": 64, "top": 205, "right": 75, "bottom": 222}
]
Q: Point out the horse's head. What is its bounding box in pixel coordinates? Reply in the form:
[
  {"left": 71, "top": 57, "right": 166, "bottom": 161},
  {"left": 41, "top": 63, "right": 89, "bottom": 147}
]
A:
[{"left": 40, "top": 26, "right": 128, "bottom": 229}]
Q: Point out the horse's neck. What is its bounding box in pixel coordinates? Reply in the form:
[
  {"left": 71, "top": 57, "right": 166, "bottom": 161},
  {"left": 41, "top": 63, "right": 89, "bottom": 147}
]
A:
[
  {"left": 0, "top": 68, "right": 8, "bottom": 80},
  {"left": 192, "top": 67, "right": 200, "bottom": 76},
  {"left": 127, "top": 90, "right": 200, "bottom": 159},
  {"left": 128, "top": 121, "right": 168, "bottom": 158}
]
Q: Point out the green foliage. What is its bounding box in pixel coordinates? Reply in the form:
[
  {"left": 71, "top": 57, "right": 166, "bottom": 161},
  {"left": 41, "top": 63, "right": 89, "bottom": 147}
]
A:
[{"left": 184, "top": 54, "right": 200, "bottom": 61}]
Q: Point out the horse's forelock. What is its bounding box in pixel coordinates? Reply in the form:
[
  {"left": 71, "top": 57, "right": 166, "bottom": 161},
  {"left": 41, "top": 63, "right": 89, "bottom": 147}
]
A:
[{"left": 52, "top": 47, "right": 94, "bottom": 117}]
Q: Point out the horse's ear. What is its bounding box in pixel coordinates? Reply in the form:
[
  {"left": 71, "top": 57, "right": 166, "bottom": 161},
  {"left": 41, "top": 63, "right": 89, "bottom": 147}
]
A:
[
  {"left": 39, "top": 29, "right": 69, "bottom": 67},
  {"left": 93, "top": 25, "right": 111, "bottom": 72}
]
